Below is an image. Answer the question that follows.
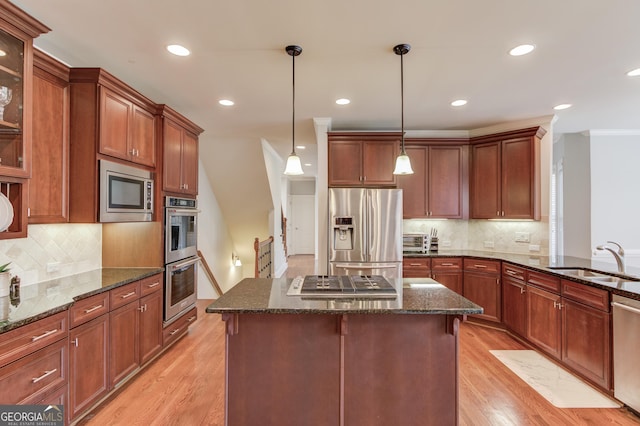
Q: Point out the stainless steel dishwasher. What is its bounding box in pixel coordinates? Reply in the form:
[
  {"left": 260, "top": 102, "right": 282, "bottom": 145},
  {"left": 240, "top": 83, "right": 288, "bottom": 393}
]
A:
[{"left": 612, "top": 294, "right": 640, "bottom": 412}]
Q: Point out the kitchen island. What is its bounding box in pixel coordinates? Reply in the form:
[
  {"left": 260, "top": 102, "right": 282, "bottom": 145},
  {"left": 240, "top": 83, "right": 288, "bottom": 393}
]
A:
[{"left": 206, "top": 277, "right": 482, "bottom": 426}]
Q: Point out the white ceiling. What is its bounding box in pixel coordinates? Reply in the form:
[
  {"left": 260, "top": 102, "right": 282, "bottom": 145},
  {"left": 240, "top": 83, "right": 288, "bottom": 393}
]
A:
[{"left": 12, "top": 0, "right": 640, "bottom": 262}]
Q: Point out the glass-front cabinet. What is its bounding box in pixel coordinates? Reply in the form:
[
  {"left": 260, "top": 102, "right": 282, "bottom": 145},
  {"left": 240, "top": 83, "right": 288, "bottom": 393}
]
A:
[
  {"left": 0, "top": 3, "right": 49, "bottom": 238},
  {"left": 0, "top": 29, "right": 25, "bottom": 173}
]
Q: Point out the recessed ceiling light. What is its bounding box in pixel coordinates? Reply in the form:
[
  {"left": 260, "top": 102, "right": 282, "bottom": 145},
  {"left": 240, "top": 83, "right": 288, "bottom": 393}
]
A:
[
  {"left": 0, "top": 50, "right": 6, "bottom": 57},
  {"left": 553, "top": 103, "right": 572, "bottom": 110},
  {"left": 336, "top": 98, "right": 350, "bottom": 105},
  {"left": 218, "top": 99, "right": 234, "bottom": 106},
  {"left": 626, "top": 68, "right": 640, "bottom": 77},
  {"left": 509, "top": 44, "right": 535, "bottom": 56},
  {"left": 167, "top": 44, "right": 190, "bottom": 56},
  {"left": 451, "top": 99, "right": 467, "bottom": 107},
  {"left": 296, "top": 145, "right": 306, "bottom": 150}
]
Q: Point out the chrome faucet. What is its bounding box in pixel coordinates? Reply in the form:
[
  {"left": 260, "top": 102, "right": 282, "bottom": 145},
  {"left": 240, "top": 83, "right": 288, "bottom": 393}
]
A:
[{"left": 596, "top": 241, "right": 626, "bottom": 273}]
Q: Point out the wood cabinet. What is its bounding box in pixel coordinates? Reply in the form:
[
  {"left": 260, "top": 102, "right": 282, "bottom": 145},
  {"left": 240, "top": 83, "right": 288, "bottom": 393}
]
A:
[
  {"left": 68, "top": 68, "right": 158, "bottom": 222},
  {"left": 463, "top": 259, "right": 501, "bottom": 322},
  {"left": 0, "top": 311, "right": 68, "bottom": 415},
  {"left": 470, "top": 127, "right": 545, "bottom": 220},
  {"left": 397, "top": 142, "right": 468, "bottom": 218},
  {"left": 502, "top": 263, "right": 527, "bottom": 337},
  {"left": 402, "top": 256, "right": 430, "bottom": 278},
  {"left": 110, "top": 274, "right": 163, "bottom": 388},
  {"left": 68, "top": 292, "right": 110, "bottom": 421},
  {"left": 328, "top": 132, "right": 399, "bottom": 187},
  {"left": 431, "top": 257, "right": 463, "bottom": 294},
  {"left": 29, "top": 49, "right": 69, "bottom": 224},
  {"left": 0, "top": 4, "right": 49, "bottom": 179},
  {"left": 526, "top": 285, "right": 562, "bottom": 358},
  {"left": 158, "top": 105, "right": 203, "bottom": 198},
  {"left": 98, "top": 87, "right": 156, "bottom": 167},
  {"left": 163, "top": 305, "right": 197, "bottom": 348}
]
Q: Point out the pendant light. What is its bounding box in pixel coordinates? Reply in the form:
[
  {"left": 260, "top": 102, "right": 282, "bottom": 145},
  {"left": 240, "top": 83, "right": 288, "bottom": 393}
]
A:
[
  {"left": 392, "top": 43, "right": 414, "bottom": 175},
  {"left": 284, "top": 45, "right": 304, "bottom": 175}
]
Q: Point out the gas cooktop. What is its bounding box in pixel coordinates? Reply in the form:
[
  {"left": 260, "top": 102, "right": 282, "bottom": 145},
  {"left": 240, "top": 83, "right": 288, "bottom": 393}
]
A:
[{"left": 287, "top": 275, "right": 397, "bottom": 299}]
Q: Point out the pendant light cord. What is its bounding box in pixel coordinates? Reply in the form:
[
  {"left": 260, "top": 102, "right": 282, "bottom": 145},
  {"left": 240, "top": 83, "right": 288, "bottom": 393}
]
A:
[
  {"left": 400, "top": 51, "right": 405, "bottom": 154},
  {"left": 291, "top": 50, "right": 296, "bottom": 155}
]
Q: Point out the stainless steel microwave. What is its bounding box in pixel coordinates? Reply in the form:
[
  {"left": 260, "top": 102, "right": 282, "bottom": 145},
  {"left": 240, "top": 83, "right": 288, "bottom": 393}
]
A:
[{"left": 99, "top": 159, "right": 154, "bottom": 222}]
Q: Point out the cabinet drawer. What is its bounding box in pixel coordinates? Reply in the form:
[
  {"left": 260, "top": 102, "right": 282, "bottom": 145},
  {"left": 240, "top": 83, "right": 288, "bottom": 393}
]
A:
[
  {"left": 561, "top": 280, "right": 610, "bottom": 312},
  {"left": 140, "top": 273, "right": 163, "bottom": 297},
  {"left": 0, "top": 338, "right": 67, "bottom": 404},
  {"left": 0, "top": 311, "right": 68, "bottom": 367},
  {"left": 69, "top": 292, "right": 110, "bottom": 328},
  {"left": 432, "top": 258, "right": 462, "bottom": 271},
  {"left": 403, "top": 258, "right": 431, "bottom": 269},
  {"left": 464, "top": 258, "right": 500, "bottom": 273},
  {"left": 163, "top": 307, "right": 197, "bottom": 348},
  {"left": 502, "top": 263, "right": 526, "bottom": 282},
  {"left": 527, "top": 271, "right": 560, "bottom": 293},
  {"left": 110, "top": 281, "right": 141, "bottom": 310}
]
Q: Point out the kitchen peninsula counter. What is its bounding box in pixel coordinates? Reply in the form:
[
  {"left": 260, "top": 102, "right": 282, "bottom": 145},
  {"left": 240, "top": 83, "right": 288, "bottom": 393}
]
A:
[
  {"left": 0, "top": 267, "right": 163, "bottom": 333},
  {"left": 207, "top": 277, "right": 481, "bottom": 425}
]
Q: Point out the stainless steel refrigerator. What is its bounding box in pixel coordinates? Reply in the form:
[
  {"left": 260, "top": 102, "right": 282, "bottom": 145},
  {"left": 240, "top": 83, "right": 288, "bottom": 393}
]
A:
[{"left": 328, "top": 188, "right": 402, "bottom": 279}]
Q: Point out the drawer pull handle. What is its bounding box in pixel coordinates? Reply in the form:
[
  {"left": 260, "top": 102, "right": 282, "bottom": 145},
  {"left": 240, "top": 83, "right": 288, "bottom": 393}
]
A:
[
  {"left": 440, "top": 263, "right": 454, "bottom": 266},
  {"left": 32, "top": 369, "right": 57, "bottom": 384},
  {"left": 170, "top": 329, "right": 181, "bottom": 335},
  {"left": 147, "top": 282, "right": 160, "bottom": 288},
  {"left": 409, "top": 263, "right": 422, "bottom": 266},
  {"left": 121, "top": 291, "right": 137, "bottom": 299},
  {"left": 31, "top": 329, "right": 58, "bottom": 342},
  {"left": 474, "top": 264, "right": 487, "bottom": 268},
  {"left": 188, "top": 316, "right": 196, "bottom": 322},
  {"left": 84, "top": 305, "right": 103, "bottom": 314}
]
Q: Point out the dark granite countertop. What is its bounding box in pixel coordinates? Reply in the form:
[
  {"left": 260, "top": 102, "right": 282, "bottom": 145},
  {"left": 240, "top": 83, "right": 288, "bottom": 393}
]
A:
[
  {"left": 403, "top": 250, "right": 640, "bottom": 301},
  {"left": 206, "top": 277, "right": 483, "bottom": 315},
  {"left": 0, "top": 267, "right": 164, "bottom": 334}
]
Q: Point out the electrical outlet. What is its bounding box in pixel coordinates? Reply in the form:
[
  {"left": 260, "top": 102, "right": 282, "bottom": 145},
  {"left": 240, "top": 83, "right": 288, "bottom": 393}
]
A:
[
  {"left": 515, "top": 232, "right": 530, "bottom": 243},
  {"left": 483, "top": 241, "right": 494, "bottom": 249},
  {"left": 529, "top": 244, "right": 541, "bottom": 252},
  {"left": 441, "top": 240, "right": 451, "bottom": 248},
  {"left": 46, "top": 262, "right": 61, "bottom": 272}
]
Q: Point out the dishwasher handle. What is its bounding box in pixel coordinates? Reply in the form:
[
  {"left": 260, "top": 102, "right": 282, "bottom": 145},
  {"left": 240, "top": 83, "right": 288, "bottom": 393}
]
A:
[{"left": 612, "top": 301, "right": 640, "bottom": 315}]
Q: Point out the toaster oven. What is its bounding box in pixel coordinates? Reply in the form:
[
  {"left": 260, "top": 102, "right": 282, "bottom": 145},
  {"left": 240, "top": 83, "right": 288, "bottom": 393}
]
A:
[{"left": 403, "top": 234, "right": 430, "bottom": 253}]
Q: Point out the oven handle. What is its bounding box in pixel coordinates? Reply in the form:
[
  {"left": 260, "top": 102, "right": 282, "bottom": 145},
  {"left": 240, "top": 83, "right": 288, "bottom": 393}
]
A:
[
  {"left": 171, "top": 257, "right": 201, "bottom": 270},
  {"left": 167, "top": 208, "right": 201, "bottom": 215}
]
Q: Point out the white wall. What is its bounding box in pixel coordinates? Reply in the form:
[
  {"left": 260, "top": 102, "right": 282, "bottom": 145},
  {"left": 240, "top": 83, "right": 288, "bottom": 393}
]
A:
[
  {"left": 589, "top": 131, "right": 640, "bottom": 267},
  {"left": 260, "top": 139, "right": 287, "bottom": 278},
  {"left": 196, "top": 160, "right": 244, "bottom": 297}
]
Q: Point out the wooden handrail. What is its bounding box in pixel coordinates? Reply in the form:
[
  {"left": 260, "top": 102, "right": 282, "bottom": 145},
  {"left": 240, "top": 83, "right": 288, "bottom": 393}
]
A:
[
  {"left": 197, "top": 250, "right": 223, "bottom": 296},
  {"left": 254, "top": 236, "right": 274, "bottom": 278}
]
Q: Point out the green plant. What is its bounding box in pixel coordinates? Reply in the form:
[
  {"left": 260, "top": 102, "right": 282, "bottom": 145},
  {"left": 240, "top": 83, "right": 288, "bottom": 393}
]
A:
[{"left": 0, "top": 262, "right": 10, "bottom": 273}]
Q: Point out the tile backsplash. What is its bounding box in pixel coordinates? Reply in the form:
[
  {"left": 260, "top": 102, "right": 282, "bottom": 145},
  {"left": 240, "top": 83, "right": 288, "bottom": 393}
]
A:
[
  {"left": 404, "top": 218, "right": 549, "bottom": 255},
  {"left": 0, "top": 224, "right": 101, "bottom": 286}
]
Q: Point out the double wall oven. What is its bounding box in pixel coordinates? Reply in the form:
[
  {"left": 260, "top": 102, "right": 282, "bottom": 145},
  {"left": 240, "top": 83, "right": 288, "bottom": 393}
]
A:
[{"left": 164, "top": 196, "right": 199, "bottom": 324}]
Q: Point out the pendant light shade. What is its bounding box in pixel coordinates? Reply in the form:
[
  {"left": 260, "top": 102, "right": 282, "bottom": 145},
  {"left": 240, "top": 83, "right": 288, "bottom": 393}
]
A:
[
  {"left": 284, "top": 44, "right": 304, "bottom": 176},
  {"left": 393, "top": 43, "right": 414, "bottom": 175}
]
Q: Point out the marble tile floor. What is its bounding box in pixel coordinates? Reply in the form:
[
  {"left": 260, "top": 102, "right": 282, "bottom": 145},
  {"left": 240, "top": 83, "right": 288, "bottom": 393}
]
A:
[{"left": 491, "top": 350, "right": 621, "bottom": 409}]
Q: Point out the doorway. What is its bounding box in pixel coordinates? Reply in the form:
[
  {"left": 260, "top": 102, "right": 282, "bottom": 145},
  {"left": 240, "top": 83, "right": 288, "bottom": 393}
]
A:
[{"left": 289, "top": 194, "right": 315, "bottom": 255}]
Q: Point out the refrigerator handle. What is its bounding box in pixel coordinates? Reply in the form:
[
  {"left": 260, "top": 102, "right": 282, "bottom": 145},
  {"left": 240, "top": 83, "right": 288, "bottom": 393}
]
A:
[{"left": 367, "top": 189, "right": 372, "bottom": 262}]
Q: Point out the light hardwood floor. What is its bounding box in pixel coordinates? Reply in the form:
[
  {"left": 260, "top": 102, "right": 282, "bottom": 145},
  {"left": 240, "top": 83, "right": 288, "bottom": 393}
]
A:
[{"left": 77, "top": 256, "right": 640, "bottom": 425}]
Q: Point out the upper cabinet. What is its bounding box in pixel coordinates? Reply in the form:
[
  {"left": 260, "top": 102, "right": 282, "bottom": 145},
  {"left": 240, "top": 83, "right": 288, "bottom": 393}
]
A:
[
  {"left": 158, "top": 105, "right": 203, "bottom": 198},
  {"left": 0, "top": 3, "right": 49, "bottom": 178},
  {"left": 69, "top": 68, "right": 157, "bottom": 169},
  {"left": 397, "top": 141, "right": 468, "bottom": 219},
  {"left": 470, "top": 127, "right": 546, "bottom": 220},
  {"left": 328, "top": 132, "right": 399, "bottom": 187},
  {"left": 29, "top": 49, "right": 69, "bottom": 224}
]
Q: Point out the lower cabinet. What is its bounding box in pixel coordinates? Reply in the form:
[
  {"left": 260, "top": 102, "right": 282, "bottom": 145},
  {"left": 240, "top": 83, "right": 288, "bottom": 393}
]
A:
[
  {"left": 163, "top": 306, "right": 198, "bottom": 348},
  {"left": 139, "top": 290, "right": 164, "bottom": 365},
  {"left": 463, "top": 259, "right": 501, "bottom": 322},
  {"left": 526, "top": 285, "right": 562, "bottom": 359},
  {"left": 402, "top": 257, "right": 431, "bottom": 278},
  {"left": 431, "top": 257, "right": 462, "bottom": 294},
  {"left": 502, "top": 276, "right": 527, "bottom": 337},
  {"left": 69, "top": 314, "right": 110, "bottom": 421}
]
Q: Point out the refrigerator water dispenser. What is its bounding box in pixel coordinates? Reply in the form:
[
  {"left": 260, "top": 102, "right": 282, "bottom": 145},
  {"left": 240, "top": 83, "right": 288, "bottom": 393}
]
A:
[{"left": 333, "top": 216, "right": 354, "bottom": 250}]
